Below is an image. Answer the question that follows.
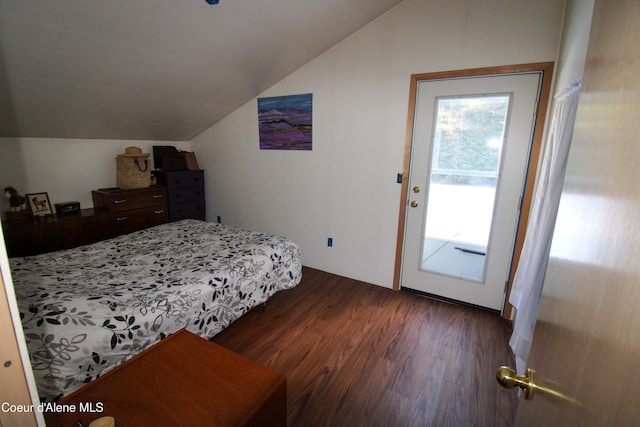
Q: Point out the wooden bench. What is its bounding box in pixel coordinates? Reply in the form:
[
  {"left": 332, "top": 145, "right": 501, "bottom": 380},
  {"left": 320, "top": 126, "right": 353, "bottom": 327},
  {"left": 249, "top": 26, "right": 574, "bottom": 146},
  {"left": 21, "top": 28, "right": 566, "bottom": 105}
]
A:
[{"left": 44, "top": 329, "right": 286, "bottom": 426}]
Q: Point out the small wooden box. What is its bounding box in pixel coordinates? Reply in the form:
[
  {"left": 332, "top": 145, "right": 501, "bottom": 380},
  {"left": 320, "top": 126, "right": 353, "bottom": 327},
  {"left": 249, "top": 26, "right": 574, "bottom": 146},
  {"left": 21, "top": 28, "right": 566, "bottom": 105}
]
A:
[{"left": 3, "top": 210, "right": 31, "bottom": 223}]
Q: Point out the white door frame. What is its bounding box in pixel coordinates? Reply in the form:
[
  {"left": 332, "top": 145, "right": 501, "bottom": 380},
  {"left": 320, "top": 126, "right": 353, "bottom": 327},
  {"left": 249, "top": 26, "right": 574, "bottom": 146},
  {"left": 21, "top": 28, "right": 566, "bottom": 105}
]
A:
[{"left": 393, "top": 63, "right": 554, "bottom": 317}]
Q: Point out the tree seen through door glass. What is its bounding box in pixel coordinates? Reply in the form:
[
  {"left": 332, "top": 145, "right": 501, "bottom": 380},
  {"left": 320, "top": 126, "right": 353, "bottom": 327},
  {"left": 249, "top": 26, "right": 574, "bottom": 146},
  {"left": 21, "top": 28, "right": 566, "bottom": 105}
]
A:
[{"left": 422, "top": 95, "right": 510, "bottom": 281}]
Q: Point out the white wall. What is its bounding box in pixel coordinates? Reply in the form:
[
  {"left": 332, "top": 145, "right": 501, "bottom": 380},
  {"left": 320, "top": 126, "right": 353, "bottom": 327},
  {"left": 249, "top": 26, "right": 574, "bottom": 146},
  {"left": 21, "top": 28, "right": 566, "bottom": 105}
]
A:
[
  {"left": 0, "top": 138, "right": 190, "bottom": 212},
  {"left": 192, "top": 0, "right": 566, "bottom": 288}
]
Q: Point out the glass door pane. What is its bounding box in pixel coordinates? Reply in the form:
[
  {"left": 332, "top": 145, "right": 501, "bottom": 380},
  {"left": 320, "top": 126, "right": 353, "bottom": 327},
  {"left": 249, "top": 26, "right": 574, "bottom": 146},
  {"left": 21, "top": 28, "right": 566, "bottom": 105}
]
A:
[{"left": 421, "top": 94, "right": 510, "bottom": 281}]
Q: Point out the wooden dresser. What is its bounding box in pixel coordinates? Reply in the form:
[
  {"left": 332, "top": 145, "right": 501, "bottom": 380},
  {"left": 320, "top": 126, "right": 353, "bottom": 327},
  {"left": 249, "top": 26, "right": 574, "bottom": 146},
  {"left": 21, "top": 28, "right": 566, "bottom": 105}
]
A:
[
  {"left": 155, "top": 170, "right": 205, "bottom": 222},
  {"left": 92, "top": 186, "right": 168, "bottom": 237},
  {"left": 1, "top": 208, "right": 111, "bottom": 257},
  {"left": 44, "top": 329, "right": 287, "bottom": 427}
]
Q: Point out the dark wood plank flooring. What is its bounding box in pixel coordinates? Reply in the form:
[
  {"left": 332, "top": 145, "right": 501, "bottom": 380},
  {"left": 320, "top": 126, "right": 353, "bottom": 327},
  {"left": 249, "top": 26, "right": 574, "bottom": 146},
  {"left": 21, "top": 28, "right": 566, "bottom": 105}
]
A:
[{"left": 212, "top": 267, "right": 518, "bottom": 426}]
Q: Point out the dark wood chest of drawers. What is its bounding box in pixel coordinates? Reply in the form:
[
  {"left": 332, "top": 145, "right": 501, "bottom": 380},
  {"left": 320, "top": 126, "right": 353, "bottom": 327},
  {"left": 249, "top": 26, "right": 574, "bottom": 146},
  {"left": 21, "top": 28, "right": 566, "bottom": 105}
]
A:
[
  {"left": 155, "top": 170, "right": 205, "bottom": 222},
  {"left": 2, "top": 208, "right": 111, "bottom": 257},
  {"left": 92, "top": 186, "right": 168, "bottom": 236}
]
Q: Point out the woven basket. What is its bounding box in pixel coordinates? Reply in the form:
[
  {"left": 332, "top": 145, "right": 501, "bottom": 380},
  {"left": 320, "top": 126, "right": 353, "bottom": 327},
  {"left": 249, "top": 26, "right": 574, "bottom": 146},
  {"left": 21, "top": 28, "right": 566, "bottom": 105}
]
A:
[{"left": 116, "top": 156, "right": 151, "bottom": 189}]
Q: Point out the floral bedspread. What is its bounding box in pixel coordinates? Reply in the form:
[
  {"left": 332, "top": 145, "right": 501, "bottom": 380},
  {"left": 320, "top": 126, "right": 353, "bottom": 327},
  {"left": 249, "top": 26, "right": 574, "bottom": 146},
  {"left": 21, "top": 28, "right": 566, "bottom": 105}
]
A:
[{"left": 9, "top": 219, "right": 302, "bottom": 402}]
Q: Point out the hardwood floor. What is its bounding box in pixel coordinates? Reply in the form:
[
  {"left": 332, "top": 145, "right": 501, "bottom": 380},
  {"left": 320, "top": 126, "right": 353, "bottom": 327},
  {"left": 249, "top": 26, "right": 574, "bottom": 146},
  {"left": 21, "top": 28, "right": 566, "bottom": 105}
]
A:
[{"left": 211, "top": 267, "right": 518, "bottom": 426}]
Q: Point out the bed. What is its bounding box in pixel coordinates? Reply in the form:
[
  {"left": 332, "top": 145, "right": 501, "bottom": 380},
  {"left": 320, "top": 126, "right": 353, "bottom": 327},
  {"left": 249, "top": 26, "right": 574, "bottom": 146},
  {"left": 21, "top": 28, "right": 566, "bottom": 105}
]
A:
[{"left": 9, "top": 219, "right": 302, "bottom": 402}]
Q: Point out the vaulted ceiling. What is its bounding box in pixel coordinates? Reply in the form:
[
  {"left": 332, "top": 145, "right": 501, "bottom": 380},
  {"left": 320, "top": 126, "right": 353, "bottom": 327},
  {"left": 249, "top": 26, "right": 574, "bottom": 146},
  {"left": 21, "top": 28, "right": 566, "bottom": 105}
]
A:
[{"left": 0, "top": 0, "right": 403, "bottom": 141}]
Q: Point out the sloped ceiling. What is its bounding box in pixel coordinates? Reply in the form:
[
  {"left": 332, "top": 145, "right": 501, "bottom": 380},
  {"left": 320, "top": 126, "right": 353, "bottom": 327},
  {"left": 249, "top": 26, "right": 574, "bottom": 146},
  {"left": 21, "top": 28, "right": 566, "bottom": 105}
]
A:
[{"left": 0, "top": 0, "right": 402, "bottom": 141}]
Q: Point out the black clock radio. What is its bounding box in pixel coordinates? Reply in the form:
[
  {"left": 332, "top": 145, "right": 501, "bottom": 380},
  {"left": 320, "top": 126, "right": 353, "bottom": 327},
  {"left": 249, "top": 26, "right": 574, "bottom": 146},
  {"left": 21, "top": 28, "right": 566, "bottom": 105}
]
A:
[{"left": 55, "top": 201, "right": 81, "bottom": 216}]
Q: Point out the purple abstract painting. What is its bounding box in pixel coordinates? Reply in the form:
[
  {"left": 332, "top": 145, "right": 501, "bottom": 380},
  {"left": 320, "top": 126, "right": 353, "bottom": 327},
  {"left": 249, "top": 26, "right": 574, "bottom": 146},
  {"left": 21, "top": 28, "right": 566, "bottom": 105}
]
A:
[{"left": 258, "top": 93, "right": 312, "bottom": 150}]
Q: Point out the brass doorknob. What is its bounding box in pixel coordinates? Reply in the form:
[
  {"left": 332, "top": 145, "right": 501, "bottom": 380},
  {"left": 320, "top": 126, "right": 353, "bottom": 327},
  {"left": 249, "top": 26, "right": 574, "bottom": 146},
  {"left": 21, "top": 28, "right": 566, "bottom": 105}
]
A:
[
  {"left": 496, "top": 366, "right": 535, "bottom": 400},
  {"left": 412, "top": 186, "right": 421, "bottom": 193},
  {"left": 410, "top": 200, "right": 419, "bottom": 208}
]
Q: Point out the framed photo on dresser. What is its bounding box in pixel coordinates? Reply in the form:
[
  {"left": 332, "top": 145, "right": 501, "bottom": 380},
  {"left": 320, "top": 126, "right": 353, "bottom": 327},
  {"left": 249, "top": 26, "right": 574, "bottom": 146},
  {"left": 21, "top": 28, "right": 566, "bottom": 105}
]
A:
[{"left": 25, "top": 192, "right": 52, "bottom": 216}]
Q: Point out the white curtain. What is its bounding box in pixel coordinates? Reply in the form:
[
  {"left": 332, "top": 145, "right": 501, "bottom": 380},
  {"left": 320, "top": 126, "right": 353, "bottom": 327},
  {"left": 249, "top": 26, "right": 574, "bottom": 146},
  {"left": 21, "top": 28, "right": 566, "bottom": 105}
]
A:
[{"left": 509, "top": 78, "right": 582, "bottom": 371}]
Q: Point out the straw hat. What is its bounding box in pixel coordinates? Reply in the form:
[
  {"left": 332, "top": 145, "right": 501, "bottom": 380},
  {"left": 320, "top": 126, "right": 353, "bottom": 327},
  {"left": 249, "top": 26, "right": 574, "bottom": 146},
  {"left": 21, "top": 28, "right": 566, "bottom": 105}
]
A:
[{"left": 119, "top": 146, "right": 150, "bottom": 158}]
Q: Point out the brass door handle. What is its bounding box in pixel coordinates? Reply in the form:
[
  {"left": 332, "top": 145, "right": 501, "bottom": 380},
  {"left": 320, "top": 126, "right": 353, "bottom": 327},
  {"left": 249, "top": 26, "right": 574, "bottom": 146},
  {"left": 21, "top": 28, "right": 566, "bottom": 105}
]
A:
[
  {"left": 496, "top": 366, "right": 535, "bottom": 399},
  {"left": 497, "top": 365, "right": 581, "bottom": 404},
  {"left": 410, "top": 200, "right": 419, "bottom": 208},
  {"left": 412, "top": 186, "right": 421, "bottom": 193}
]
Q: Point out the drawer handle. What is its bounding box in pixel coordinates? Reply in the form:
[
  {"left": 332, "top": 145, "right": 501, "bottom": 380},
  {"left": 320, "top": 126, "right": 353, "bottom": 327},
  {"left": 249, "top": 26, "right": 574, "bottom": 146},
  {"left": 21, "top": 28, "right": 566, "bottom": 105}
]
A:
[
  {"left": 114, "top": 199, "right": 126, "bottom": 204},
  {"left": 116, "top": 216, "right": 128, "bottom": 221},
  {"left": 153, "top": 194, "right": 164, "bottom": 199},
  {"left": 154, "top": 210, "right": 165, "bottom": 214}
]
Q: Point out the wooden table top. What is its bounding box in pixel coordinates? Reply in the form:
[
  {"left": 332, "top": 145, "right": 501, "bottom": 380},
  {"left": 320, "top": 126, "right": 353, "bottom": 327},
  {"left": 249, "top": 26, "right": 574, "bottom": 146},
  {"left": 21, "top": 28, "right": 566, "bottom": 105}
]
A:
[{"left": 44, "top": 329, "right": 286, "bottom": 427}]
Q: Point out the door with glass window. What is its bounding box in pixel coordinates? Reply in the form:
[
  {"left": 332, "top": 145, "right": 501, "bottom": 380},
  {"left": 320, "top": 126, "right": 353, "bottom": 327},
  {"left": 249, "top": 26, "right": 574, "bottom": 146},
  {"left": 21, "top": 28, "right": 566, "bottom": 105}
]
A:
[{"left": 401, "top": 72, "right": 541, "bottom": 311}]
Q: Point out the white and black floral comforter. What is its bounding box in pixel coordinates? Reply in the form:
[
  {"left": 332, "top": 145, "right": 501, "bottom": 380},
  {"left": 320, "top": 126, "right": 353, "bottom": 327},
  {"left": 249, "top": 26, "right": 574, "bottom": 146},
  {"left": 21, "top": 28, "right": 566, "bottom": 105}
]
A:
[{"left": 9, "top": 219, "right": 302, "bottom": 402}]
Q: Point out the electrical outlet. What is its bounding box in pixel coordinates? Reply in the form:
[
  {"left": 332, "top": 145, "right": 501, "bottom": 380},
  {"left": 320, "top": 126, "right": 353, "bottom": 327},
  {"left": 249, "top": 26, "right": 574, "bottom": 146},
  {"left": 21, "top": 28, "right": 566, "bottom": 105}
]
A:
[{"left": 327, "top": 238, "right": 333, "bottom": 247}]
